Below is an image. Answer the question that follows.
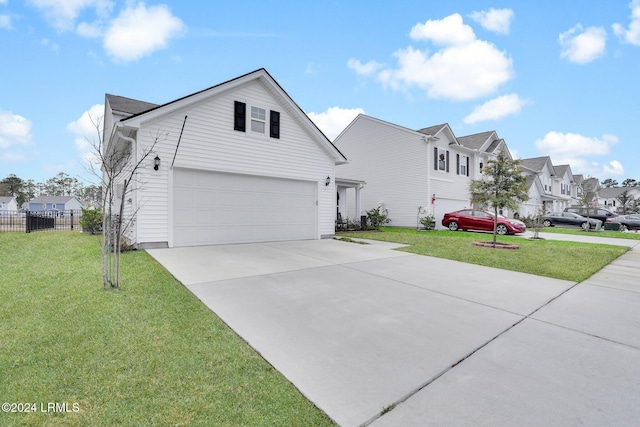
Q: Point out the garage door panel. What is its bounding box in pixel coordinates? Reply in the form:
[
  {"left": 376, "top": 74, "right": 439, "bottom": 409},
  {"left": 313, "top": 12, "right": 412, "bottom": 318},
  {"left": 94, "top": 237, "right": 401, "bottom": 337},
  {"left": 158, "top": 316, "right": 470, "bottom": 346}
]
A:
[{"left": 173, "top": 169, "right": 317, "bottom": 247}]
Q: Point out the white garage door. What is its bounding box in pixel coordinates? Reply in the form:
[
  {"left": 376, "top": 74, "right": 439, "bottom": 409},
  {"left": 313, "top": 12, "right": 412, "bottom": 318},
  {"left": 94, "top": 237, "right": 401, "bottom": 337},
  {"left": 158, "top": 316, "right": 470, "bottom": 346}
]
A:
[{"left": 173, "top": 169, "right": 317, "bottom": 247}]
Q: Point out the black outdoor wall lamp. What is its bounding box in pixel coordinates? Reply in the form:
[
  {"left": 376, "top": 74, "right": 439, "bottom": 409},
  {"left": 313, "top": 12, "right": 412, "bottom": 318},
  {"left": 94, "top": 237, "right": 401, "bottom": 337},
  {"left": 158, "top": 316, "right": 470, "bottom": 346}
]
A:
[
  {"left": 325, "top": 176, "right": 331, "bottom": 186},
  {"left": 153, "top": 155, "right": 160, "bottom": 171}
]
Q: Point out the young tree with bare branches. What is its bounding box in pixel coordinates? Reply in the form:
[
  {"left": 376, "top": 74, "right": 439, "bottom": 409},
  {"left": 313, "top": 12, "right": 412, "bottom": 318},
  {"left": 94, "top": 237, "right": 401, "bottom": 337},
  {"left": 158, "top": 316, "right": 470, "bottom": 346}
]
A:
[{"left": 85, "top": 114, "right": 163, "bottom": 289}]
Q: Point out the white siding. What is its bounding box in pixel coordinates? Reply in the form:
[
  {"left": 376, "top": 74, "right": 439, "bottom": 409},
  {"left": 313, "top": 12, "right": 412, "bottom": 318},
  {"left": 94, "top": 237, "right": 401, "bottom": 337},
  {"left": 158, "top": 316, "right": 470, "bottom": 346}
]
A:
[
  {"left": 132, "top": 79, "right": 335, "bottom": 245},
  {"left": 335, "top": 116, "right": 476, "bottom": 228},
  {"left": 336, "top": 116, "right": 430, "bottom": 227}
]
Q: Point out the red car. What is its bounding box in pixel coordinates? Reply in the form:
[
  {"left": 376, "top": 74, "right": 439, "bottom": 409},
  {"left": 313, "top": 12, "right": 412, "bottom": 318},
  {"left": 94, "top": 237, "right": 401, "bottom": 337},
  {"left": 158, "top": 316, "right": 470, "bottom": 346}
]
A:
[{"left": 442, "top": 209, "right": 527, "bottom": 235}]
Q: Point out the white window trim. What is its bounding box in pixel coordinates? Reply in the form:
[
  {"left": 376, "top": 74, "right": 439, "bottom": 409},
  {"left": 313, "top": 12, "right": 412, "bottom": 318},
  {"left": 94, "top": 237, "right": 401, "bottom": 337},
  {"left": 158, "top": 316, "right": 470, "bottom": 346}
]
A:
[{"left": 250, "top": 106, "right": 266, "bottom": 134}]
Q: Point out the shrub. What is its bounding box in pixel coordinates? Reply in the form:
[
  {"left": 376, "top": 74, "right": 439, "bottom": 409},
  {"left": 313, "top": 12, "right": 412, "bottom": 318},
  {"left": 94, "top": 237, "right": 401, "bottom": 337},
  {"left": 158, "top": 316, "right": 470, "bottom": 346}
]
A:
[
  {"left": 80, "top": 205, "right": 103, "bottom": 234},
  {"left": 366, "top": 206, "right": 391, "bottom": 230},
  {"left": 419, "top": 214, "right": 436, "bottom": 230}
]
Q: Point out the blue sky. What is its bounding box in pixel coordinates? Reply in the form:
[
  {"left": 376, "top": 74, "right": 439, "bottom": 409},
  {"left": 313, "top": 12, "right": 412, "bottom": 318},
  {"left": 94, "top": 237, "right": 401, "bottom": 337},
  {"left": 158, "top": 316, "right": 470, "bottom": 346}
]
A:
[{"left": 1, "top": 0, "right": 639, "bottom": 185}]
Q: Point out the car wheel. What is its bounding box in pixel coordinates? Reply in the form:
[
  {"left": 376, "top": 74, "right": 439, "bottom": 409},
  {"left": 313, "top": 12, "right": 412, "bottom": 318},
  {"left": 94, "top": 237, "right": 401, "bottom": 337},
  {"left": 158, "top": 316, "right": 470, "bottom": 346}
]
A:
[
  {"left": 448, "top": 221, "right": 459, "bottom": 231},
  {"left": 542, "top": 219, "right": 552, "bottom": 227},
  {"left": 581, "top": 222, "right": 591, "bottom": 231},
  {"left": 620, "top": 224, "right": 628, "bottom": 232},
  {"left": 496, "top": 224, "right": 508, "bottom": 235}
]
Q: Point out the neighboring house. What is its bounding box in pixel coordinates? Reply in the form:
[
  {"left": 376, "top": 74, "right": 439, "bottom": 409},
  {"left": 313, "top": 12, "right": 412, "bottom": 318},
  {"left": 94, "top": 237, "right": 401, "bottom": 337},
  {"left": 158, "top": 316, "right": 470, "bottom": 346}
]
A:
[
  {"left": 27, "top": 196, "right": 84, "bottom": 212},
  {"left": 0, "top": 196, "right": 18, "bottom": 214},
  {"left": 333, "top": 114, "right": 510, "bottom": 228},
  {"left": 598, "top": 187, "right": 640, "bottom": 213},
  {"left": 103, "top": 68, "right": 347, "bottom": 248},
  {"left": 519, "top": 157, "right": 580, "bottom": 215}
]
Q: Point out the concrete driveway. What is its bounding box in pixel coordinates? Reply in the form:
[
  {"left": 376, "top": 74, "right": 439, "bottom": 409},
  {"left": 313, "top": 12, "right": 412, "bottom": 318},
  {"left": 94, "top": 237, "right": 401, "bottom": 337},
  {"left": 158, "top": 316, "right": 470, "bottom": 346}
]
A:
[{"left": 148, "top": 237, "right": 640, "bottom": 427}]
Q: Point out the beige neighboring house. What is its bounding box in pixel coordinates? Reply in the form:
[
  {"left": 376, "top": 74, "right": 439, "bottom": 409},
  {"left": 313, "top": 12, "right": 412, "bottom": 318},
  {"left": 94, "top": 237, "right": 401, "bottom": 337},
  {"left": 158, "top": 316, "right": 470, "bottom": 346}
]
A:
[{"left": 102, "top": 68, "right": 347, "bottom": 248}]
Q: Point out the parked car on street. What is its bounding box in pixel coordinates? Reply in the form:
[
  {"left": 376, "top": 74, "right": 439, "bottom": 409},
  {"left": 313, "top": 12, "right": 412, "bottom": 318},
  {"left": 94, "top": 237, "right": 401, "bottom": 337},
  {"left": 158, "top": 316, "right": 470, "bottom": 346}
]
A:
[
  {"left": 605, "top": 214, "right": 640, "bottom": 231},
  {"left": 441, "top": 209, "right": 527, "bottom": 235},
  {"left": 542, "top": 211, "right": 602, "bottom": 230},
  {"left": 563, "top": 207, "right": 616, "bottom": 223}
]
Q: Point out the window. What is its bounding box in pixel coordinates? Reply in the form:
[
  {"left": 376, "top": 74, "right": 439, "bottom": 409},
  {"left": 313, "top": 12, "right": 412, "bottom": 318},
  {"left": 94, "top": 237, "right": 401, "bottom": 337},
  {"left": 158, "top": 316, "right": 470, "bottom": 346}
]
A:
[
  {"left": 251, "top": 106, "right": 266, "bottom": 133},
  {"left": 457, "top": 154, "right": 469, "bottom": 176},
  {"left": 234, "top": 101, "right": 246, "bottom": 132},
  {"left": 434, "top": 147, "right": 449, "bottom": 172}
]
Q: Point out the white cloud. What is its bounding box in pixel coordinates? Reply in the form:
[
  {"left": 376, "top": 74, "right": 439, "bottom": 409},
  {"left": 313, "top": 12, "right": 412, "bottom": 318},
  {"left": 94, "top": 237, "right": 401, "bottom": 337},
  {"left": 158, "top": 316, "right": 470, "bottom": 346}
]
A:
[
  {"left": 103, "top": 2, "right": 184, "bottom": 62},
  {"left": 377, "top": 40, "right": 513, "bottom": 101},
  {"left": 347, "top": 58, "right": 383, "bottom": 76},
  {"left": 76, "top": 21, "right": 103, "bottom": 38},
  {"left": 409, "top": 13, "right": 475, "bottom": 46},
  {"left": 613, "top": 0, "right": 640, "bottom": 45},
  {"left": 67, "top": 104, "right": 103, "bottom": 168},
  {"left": 0, "top": 14, "right": 11, "bottom": 29},
  {"left": 352, "top": 13, "right": 513, "bottom": 101},
  {"left": 307, "top": 107, "right": 365, "bottom": 141},
  {"left": 468, "top": 8, "right": 514, "bottom": 35},
  {"left": 0, "top": 110, "right": 33, "bottom": 150},
  {"left": 0, "top": 110, "right": 31, "bottom": 165},
  {"left": 27, "top": 0, "right": 113, "bottom": 31},
  {"left": 535, "top": 131, "right": 623, "bottom": 176},
  {"left": 464, "top": 93, "right": 528, "bottom": 124},
  {"left": 559, "top": 25, "right": 607, "bottom": 64},
  {"left": 603, "top": 160, "right": 625, "bottom": 176}
]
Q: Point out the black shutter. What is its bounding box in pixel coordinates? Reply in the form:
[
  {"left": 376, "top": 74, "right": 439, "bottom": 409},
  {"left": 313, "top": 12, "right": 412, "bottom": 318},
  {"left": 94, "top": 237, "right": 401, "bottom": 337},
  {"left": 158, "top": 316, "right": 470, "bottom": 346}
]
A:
[
  {"left": 456, "top": 154, "right": 460, "bottom": 175},
  {"left": 434, "top": 147, "right": 438, "bottom": 170},
  {"left": 446, "top": 150, "right": 450, "bottom": 173},
  {"left": 270, "top": 110, "right": 280, "bottom": 139},
  {"left": 466, "top": 156, "right": 470, "bottom": 176},
  {"left": 234, "top": 101, "right": 246, "bottom": 132}
]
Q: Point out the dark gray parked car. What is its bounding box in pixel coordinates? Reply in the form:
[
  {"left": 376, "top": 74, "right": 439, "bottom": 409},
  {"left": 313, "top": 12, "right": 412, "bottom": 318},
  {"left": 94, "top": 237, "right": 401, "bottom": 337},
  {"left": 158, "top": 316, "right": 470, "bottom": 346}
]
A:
[
  {"left": 605, "top": 214, "right": 640, "bottom": 231},
  {"left": 563, "top": 207, "right": 616, "bottom": 223},
  {"left": 543, "top": 211, "right": 602, "bottom": 230}
]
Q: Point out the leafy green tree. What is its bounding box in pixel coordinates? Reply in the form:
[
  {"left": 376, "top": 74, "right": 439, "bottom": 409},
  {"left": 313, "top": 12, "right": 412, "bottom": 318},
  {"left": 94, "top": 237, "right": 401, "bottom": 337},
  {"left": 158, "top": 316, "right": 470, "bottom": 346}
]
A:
[
  {"left": 616, "top": 189, "right": 635, "bottom": 214},
  {"left": 622, "top": 178, "right": 638, "bottom": 187},
  {"left": 469, "top": 149, "right": 529, "bottom": 246},
  {"left": 601, "top": 178, "right": 618, "bottom": 188},
  {"left": 0, "top": 174, "right": 26, "bottom": 206}
]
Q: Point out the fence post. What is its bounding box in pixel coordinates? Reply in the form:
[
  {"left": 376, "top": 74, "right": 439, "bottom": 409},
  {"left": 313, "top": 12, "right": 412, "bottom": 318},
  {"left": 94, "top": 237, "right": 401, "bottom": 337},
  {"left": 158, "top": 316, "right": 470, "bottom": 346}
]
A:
[
  {"left": 26, "top": 210, "right": 31, "bottom": 233},
  {"left": 71, "top": 210, "right": 74, "bottom": 231}
]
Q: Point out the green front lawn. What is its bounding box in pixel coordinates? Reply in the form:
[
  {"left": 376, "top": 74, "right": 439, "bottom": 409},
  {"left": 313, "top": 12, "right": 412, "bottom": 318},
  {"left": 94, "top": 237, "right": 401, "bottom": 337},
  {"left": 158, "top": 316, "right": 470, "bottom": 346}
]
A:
[
  {"left": 341, "top": 228, "right": 628, "bottom": 282},
  {"left": 0, "top": 232, "right": 334, "bottom": 427},
  {"left": 539, "top": 226, "right": 640, "bottom": 239}
]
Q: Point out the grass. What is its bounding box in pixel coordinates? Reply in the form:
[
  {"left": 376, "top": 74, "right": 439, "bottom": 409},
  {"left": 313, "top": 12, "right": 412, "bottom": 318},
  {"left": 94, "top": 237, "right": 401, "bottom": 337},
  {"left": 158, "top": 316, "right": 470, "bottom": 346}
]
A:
[
  {"left": 0, "top": 232, "right": 335, "bottom": 427},
  {"left": 539, "top": 226, "right": 640, "bottom": 239},
  {"left": 341, "top": 228, "right": 629, "bottom": 282}
]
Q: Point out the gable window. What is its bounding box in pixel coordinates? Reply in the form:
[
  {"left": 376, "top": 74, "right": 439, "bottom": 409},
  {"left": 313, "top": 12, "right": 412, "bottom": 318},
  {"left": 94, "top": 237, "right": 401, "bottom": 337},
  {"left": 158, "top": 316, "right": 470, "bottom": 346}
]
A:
[
  {"left": 234, "top": 101, "right": 246, "bottom": 132},
  {"left": 251, "top": 106, "right": 266, "bottom": 133},
  {"left": 270, "top": 110, "right": 280, "bottom": 139},
  {"left": 457, "top": 154, "right": 469, "bottom": 176},
  {"left": 434, "top": 147, "right": 449, "bottom": 172}
]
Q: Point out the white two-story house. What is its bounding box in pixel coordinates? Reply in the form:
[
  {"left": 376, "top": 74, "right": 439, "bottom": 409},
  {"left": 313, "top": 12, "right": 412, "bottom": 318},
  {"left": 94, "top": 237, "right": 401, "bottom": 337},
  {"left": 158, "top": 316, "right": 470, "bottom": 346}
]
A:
[{"left": 333, "top": 114, "right": 511, "bottom": 228}]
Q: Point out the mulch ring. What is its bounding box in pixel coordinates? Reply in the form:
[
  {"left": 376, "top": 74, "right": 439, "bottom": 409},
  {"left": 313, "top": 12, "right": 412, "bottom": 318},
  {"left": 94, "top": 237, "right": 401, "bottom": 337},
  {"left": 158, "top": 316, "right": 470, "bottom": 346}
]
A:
[{"left": 473, "top": 241, "right": 520, "bottom": 250}]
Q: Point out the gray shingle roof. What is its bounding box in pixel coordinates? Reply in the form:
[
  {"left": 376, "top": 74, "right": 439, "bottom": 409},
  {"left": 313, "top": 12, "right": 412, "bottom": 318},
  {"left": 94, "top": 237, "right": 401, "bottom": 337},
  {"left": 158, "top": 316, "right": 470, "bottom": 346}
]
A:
[
  {"left": 457, "top": 131, "right": 495, "bottom": 150},
  {"left": 416, "top": 124, "right": 448, "bottom": 137},
  {"left": 106, "top": 94, "right": 159, "bottom": 115},
  {"left": 29, "top": 196, "right": 77, "bottom": 203},
  {"left": 554, "top": 164, "right": 570, "bottom": 177},
  {"left": 599, "top": 187, "right": 630, "bottom": 198},
  {"left": 520, "top": 156, "right": 553, "bottom": 173}
]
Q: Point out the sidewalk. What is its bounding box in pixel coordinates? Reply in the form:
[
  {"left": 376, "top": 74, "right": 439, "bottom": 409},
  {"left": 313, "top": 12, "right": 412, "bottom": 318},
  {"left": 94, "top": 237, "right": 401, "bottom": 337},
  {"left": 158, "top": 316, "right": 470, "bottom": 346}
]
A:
[{"left": 370, "top": 233, "right": 640, "bottom": 426}]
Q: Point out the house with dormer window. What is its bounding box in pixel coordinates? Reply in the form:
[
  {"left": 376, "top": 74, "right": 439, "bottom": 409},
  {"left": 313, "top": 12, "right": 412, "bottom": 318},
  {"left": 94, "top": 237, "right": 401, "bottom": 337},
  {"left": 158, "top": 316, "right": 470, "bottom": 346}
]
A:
[{"left": 103, "top": 69, "right": 347, "bottom": 248}]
